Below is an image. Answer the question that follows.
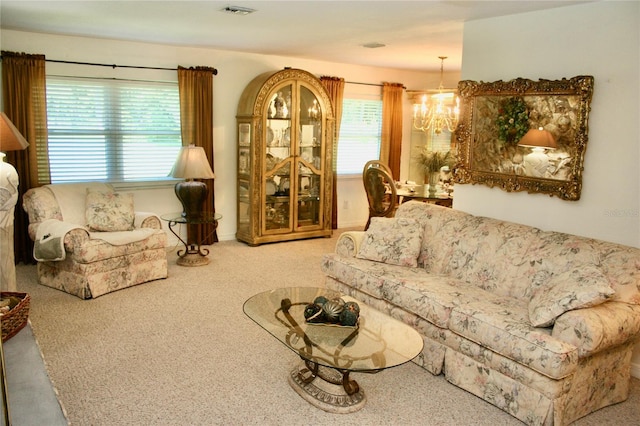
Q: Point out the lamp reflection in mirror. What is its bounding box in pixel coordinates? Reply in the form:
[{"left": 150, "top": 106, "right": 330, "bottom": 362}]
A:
[
  {"left": 518, "top": 127, "right": 557, "bottom": 178},
  {"left": 0, "top": 112, "right": 30, "bottom": 294},
  {"left": 169, "top": 145, "right": 215, "bottom": 220}
]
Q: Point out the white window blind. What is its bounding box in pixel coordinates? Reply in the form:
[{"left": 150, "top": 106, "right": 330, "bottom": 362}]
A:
[
  {"left": 336, "top": 98, "right": 382, "bottom": 175},
  {"left": 46, "top": 77, "right": 182, "bottom": 183},
  {"left": 429, "top": 128, "right": 454, "bottom": 152}
]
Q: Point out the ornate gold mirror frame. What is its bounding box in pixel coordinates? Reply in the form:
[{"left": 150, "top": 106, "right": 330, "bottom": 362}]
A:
[{"left": 453, "top": 76, "right": 594, "bottom": 200}]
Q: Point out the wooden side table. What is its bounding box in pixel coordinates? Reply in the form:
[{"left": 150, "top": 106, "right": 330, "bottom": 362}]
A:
[{"left": 161, "top": 212, "right": 222, "bottom": 266}]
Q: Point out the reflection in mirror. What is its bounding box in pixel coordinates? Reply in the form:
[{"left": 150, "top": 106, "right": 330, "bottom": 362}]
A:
[
  {"left": 454, "top": 76, "right": 594, "bottom": 200},
  {"left": 408, "top": 91, "right": 457, "bottom": 184}
]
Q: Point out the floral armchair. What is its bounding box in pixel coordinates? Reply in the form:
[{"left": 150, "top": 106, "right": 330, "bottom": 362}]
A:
[{"left": 23, "top": 182, "right": 168, "bottom": 299}]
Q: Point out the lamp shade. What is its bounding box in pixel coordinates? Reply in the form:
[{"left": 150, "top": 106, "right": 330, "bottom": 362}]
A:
[
  {"left": 0, "top": 112, "right": 30, "bottom": 152},
  {"left": 169, "top": 145, "right": 215, "bottom": 179},
  {"left": 518, "top": 127, "right": 557, "bottom": 149}
]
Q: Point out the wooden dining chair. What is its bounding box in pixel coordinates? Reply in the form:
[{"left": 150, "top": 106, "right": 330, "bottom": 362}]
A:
[
  {"left": 362, "top": 161, "right": 397, "bottom": 230},
  {"left": 363, "top": 160, "right": 393, "bottom": 180}
]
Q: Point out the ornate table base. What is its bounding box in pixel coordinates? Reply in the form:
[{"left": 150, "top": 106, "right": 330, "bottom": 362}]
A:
[
  {"left": 161, "top": 212, "right": 222, "bottom": 267},
  {"left": 176, "top": 245, "right": 210, "bottom": 267},
  {"left": 287, "top": 360, "right": 366, "bottom": 414}
]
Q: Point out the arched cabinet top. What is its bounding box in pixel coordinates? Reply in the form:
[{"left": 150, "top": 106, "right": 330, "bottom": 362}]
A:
[{"left": 237, "top": 68, "right": 334, "bottom": 121}]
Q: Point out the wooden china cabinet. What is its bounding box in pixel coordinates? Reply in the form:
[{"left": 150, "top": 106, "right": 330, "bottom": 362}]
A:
[{"left": 236, "top": 68, "right": 335, "bottom": 245}]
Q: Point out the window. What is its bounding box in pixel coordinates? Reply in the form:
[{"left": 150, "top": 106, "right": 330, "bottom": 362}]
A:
[
  {"left": 336, "top": 98, "right": 382, "bottom": 175},
  {"left": 46, "top": 77, "right": 182, "bottom": 183},
  {"left": 428, "top": 128, "right": 454, "bottom": 152}
]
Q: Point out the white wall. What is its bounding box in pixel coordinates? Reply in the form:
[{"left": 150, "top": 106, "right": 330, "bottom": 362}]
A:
[
  {"left": 0, "top": 29, "right": 449, "bottom": 237},
  {"left": 457, "top": 1, "right": 640, "bottom": 377}
]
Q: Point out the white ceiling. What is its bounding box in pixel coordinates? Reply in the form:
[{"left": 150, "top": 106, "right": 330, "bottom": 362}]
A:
[{"left": 1, "top": 1, "right": 591, "bottom": 71}]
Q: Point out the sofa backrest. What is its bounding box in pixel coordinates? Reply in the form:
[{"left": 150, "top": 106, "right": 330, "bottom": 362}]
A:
[
  {"left": 23, "top": 182, "right": 114, "bottom": 239},
  {"left": 44, "top": 182, "right": 113, "bottom": 225},
  {"left": 395, "top": 201, "right": 640, "bottom": 304}
]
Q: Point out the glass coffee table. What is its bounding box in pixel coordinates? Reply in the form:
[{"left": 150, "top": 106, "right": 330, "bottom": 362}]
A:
[{"left": 243, "top": 287, "right": 424, "bottom": 413}]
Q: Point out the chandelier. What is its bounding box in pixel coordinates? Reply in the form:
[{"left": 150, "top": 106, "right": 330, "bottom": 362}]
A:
[{"left": 412, "top": 56, "right": 460, "bottom": 135}]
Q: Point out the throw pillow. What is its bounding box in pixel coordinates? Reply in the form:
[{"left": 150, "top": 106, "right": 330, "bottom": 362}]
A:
[
  {"left": 356, "top": 217, "right": 423, "bottom": 267},
  {"left": 85, "top": 190, "right": 135, "bottom": 232},
  {"left": 528, "top": 265, "right": 615, "bottom": 327}
]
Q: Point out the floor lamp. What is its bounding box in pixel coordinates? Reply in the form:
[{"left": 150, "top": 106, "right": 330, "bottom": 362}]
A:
[{"left": 0, "top": 111, "right": 30, "bottom": 426}]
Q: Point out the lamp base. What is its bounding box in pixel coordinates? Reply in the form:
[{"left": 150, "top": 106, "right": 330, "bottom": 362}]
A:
[
  {"left": 0, "top": 158, "right": 18, "bottom": 292},
  {"left": 174, "top": 180, "right": 209, "bottom": 220},
  {"left": 523, "top": 148, "right": 550, "bottom": 178}
]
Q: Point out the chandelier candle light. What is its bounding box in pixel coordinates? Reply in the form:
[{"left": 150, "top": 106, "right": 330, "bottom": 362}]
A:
[
  {"left": 413, "top": 56, "right": 460, "bottom": 135},
  {"left": 169, "top": 145, "right": 216, "bottom": 219}
]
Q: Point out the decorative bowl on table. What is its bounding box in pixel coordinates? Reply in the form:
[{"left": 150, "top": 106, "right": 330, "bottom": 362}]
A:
[{"left": 304, "top": 296, "right": 360, "bottom": 327}]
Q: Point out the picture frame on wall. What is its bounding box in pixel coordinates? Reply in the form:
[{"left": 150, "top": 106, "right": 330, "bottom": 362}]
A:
[{"left": 453, "top": 75, "right": 594, "bottom": 201}]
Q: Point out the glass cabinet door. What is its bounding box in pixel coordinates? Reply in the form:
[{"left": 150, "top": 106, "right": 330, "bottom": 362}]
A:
[
  {"left": 296, "top": 86, "right": 322, "bottom": 228},
  {"left": 264, "top": 84, "right": 293, "bottom": 232},
  {"left": 237, "top": 122, "right": 252, "bottom": 237}
]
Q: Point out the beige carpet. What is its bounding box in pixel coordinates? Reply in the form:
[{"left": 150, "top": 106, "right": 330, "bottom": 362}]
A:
[{"left": 15, "top": 233, "right": 640, "bottom": 425}]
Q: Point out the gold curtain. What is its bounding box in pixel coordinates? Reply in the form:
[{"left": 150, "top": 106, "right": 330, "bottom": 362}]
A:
[
  {"left": 1, "top": 51, "right": 50, "bottom": 264},
  {"left": 319, "top": 76, "right": 344, "bottom": 229},
  {"left": 177, "top": 66, "right": 218, "bottom": 244},
  {"left": 380, "top": 82, "right": 404, "bottom": 180}
]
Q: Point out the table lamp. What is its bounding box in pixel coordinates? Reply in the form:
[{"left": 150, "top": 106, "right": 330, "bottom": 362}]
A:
[
  {"left": 169, "top": 145, "right": 215, "bottom": 219},
  {"left": 518, "top": 127, "right": 557, "bottom": 178},
  {"left": 0, "top": 112, "right": 30, "bottom": 293}
]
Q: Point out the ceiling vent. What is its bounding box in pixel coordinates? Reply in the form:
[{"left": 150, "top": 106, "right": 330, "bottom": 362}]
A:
[{"left": 220, "top": 6, "right": 256, "bottom": 16}]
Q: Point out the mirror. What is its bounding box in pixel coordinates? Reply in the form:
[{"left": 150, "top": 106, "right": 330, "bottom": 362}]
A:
[
  {"left": 453, "top": 76, "right": 594, "bottom": 200},
  {"left": 407, "top": 91, "right": 456, "bottom": 184}
]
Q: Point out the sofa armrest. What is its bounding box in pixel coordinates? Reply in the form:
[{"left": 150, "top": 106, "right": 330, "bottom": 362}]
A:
[
  {"left": 135, "top": 212, "right": 162, "bottom": 230},
  {"left": 552, "top": 301, "right": 640, "bottom": 357},
  {"left": 63, "top": 228, "right": 91, "bottom": 252},
  {"left": 23, "top": 187, "right": 63, "bottom": 241},
  {"left": 335, "top": 231, "right": 365, "bottom": 257}
]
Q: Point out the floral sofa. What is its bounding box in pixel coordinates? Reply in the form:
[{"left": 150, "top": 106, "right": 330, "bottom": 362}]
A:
[
  {"left": 23, "top": 182, "right": 168, "bottom": 299},
  {"left": 321, "top": 201, "right": 640, "bottom": 425}
]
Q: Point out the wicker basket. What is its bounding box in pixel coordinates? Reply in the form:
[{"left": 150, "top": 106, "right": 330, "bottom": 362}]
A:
[{"left": 1, "top": 292, "right": 30, "bottom": 342}]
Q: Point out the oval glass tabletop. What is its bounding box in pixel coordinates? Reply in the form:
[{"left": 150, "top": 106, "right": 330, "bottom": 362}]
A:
[{"left": 243, "top": 287, "right": 424, "bottom": 372}]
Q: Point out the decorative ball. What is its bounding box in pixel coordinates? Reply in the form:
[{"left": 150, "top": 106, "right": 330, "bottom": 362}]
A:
[
  {"left": 339, "top": 309, "right": 359, "bottom": 327},
  {"left": 343, "top": 301, "right": 360, "bottom": 315},
  {"left": 304, "top": 303, "right": 324, "bottom": 323},
  {"left": 313, "top": 296, "right": 329, "bottom": 307},
  {"left": 322, "top": 299, "right": 345, "bottom": 322}
]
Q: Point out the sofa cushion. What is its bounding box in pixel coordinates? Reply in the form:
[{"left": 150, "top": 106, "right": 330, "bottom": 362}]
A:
[
  {"left": 71, "top": 229, "right": 167, "bottom": 263},
  {"left": 527, "top": 265, "right": 615, "bottom": 327},
  {"left": 449, "top": 299, "right": 578, "bottom": 380},
  {"left": 356, "top": 217, "right": 422, "bottom": 267},
  {"left": 395, "top": 202, "right": 470, "bottom": 273},
  {"left": 439, "top": 215, "right": 541, "bottom": 298},
  {"left": 85, "top": 190, "right": 135, "bottom": 232},
  {"left": 323, "top": 253, "right": 522, "bottom": 329}
]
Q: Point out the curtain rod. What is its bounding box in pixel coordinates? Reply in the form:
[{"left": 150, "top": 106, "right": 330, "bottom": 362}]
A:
[
  {"left": 45, "top": 58, "right": 218, "bottom": 75},
  {"left": 48, "top": 74, "right": 176, "bottom": 84},
  {"left": 346, "top": 80, "right": 406, "bottom": 89}
]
